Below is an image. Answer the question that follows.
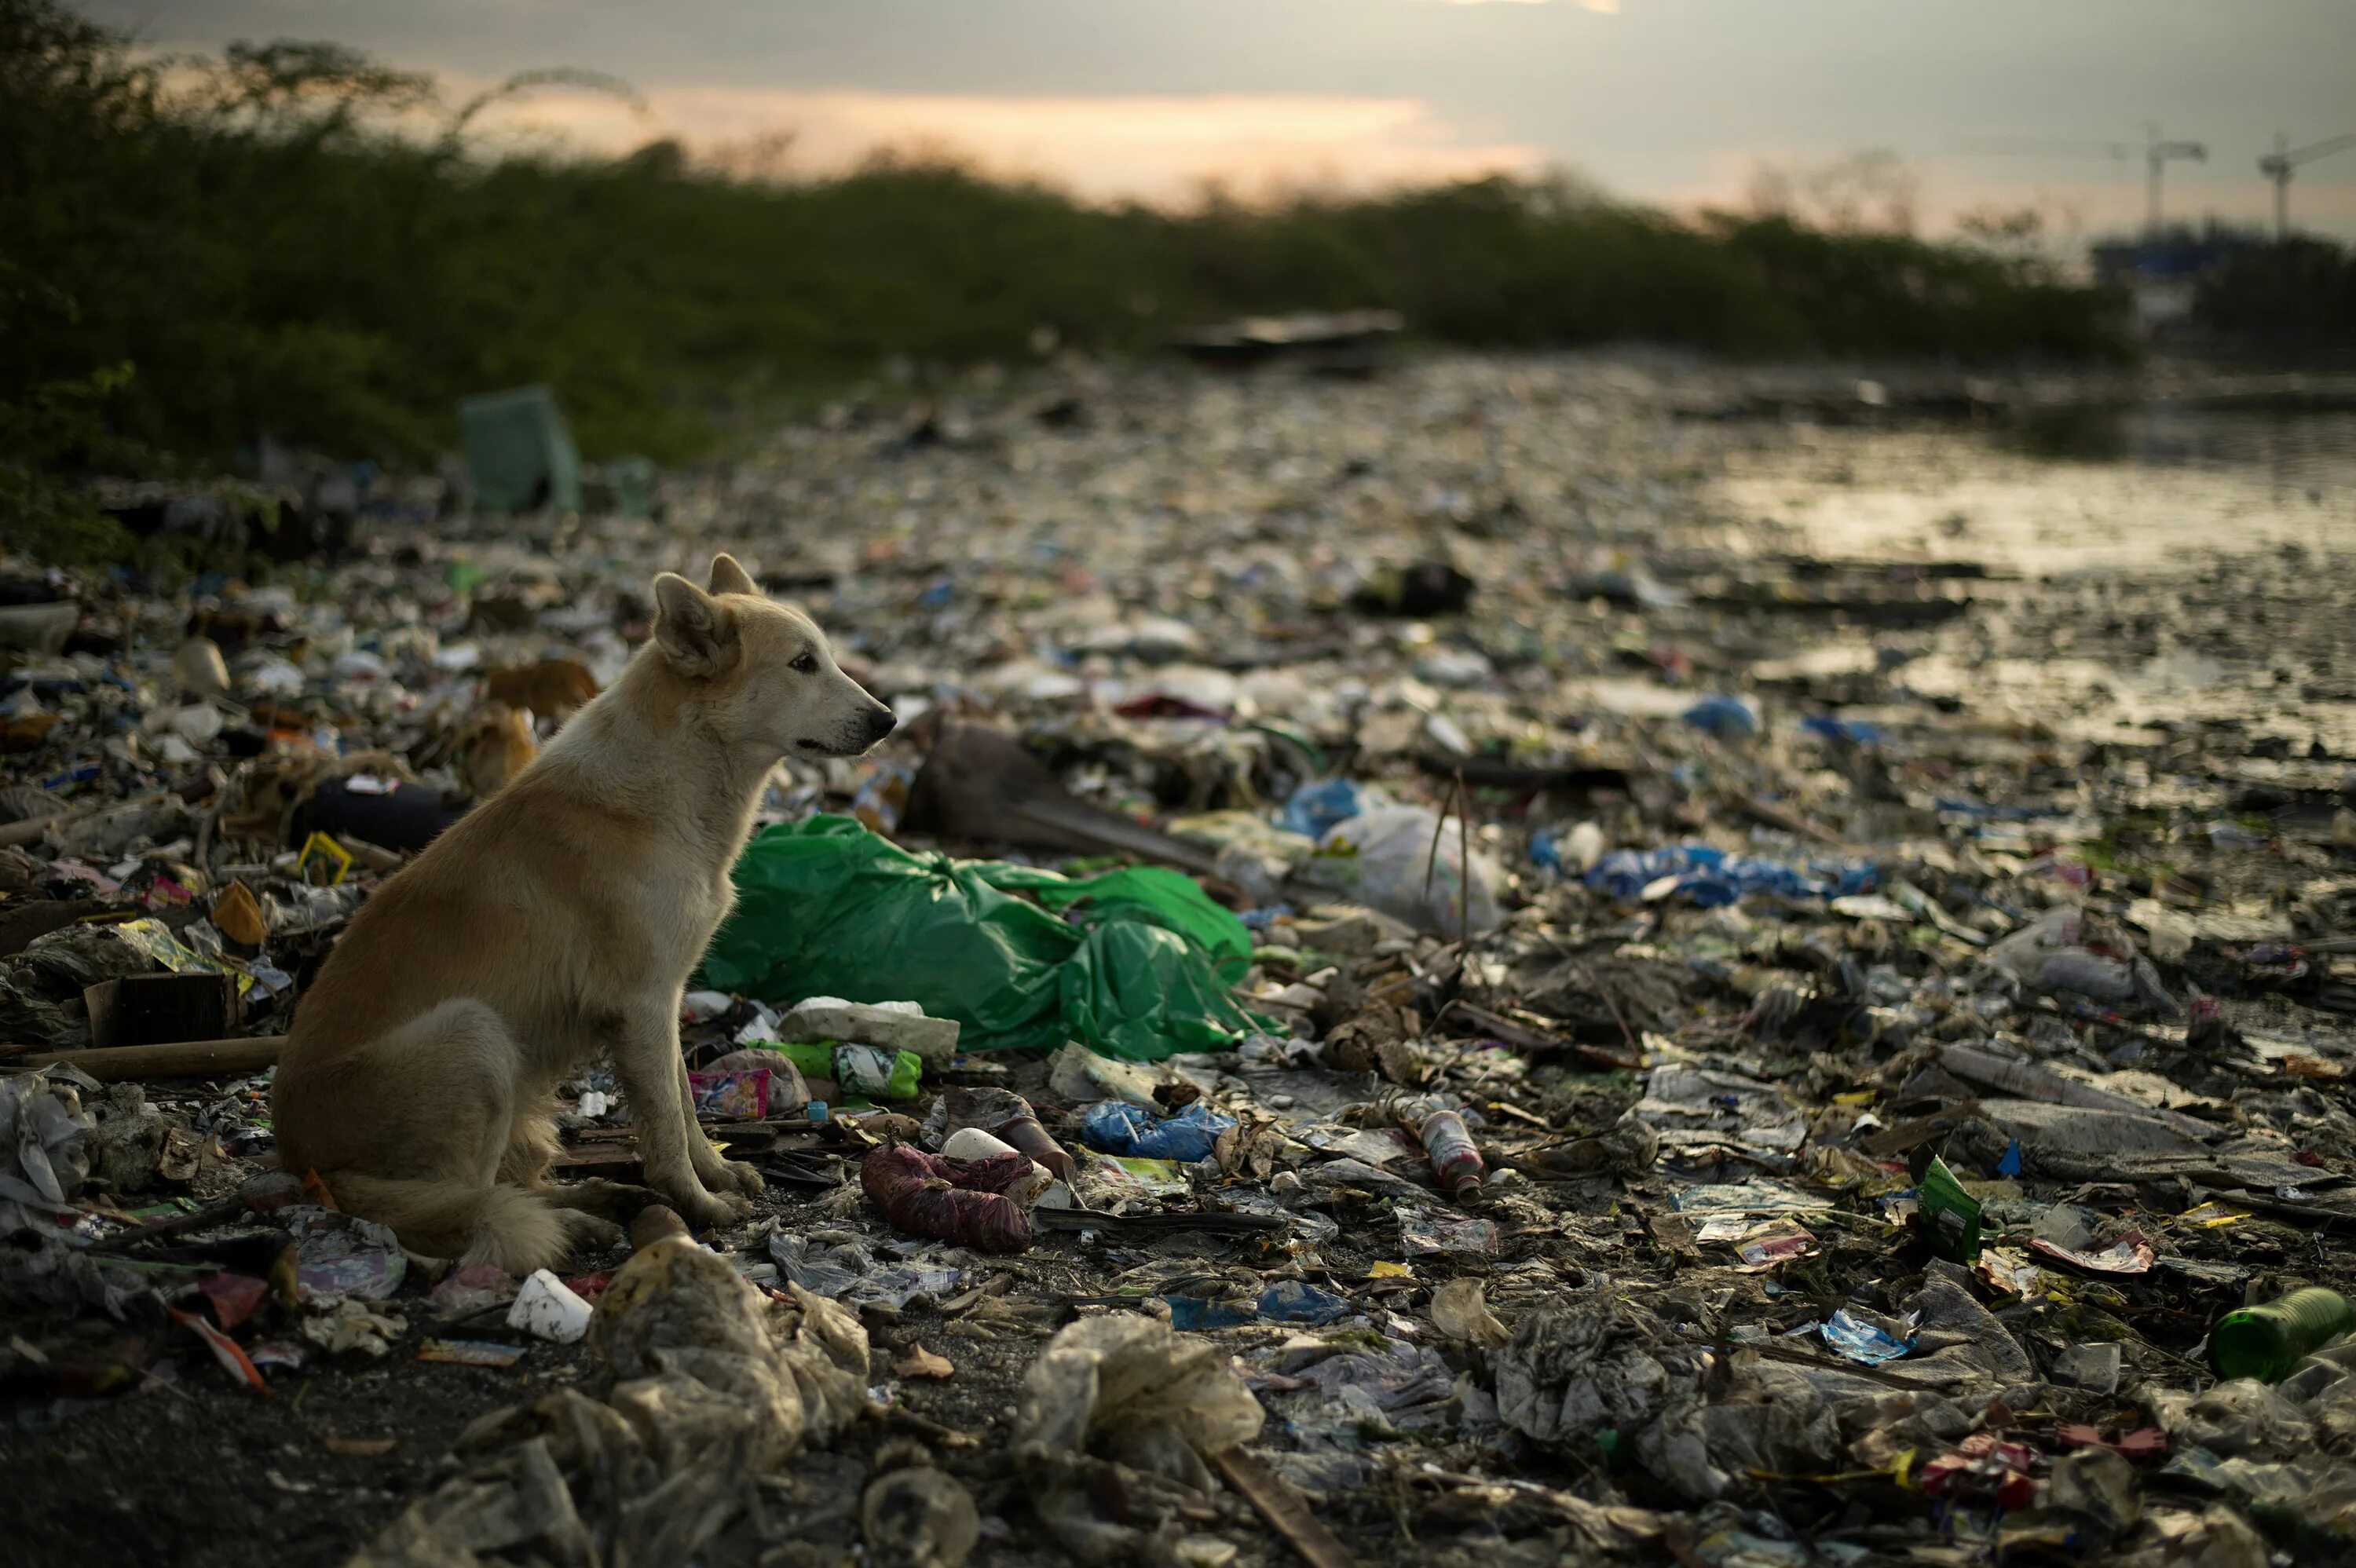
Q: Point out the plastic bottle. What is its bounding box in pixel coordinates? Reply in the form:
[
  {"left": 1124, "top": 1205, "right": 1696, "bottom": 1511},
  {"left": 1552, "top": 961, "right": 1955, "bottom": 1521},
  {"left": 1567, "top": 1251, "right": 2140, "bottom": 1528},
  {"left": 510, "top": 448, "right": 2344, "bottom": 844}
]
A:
[
  {"left": 1415, "top": 1106, "right": 1485, "bottom": 1201},
  {"left": 2210, "top": 1287, "right": 2355, "bottom": 1383}
]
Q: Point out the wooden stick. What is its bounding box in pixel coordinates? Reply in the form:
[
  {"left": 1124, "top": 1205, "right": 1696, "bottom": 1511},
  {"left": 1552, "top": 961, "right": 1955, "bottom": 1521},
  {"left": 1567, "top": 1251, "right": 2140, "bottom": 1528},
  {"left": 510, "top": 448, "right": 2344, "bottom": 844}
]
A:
[
  {"left": 1456, "top": 769, "right": 1470, "bottom": 946},
  {"left": 13, "top": 1034, "right": 286, "bottom": 1080},
  {"left": 88, "top": 1197, "right": 247, "bottom": 1253},
  {"left": 0, "top": 791, "right": 172, "bottom": 850},
  {"left": 1419, "top": 770, "right": 1472, "bottom": 944},
  {"left": 1732, "top": 792, "right": 1850, "bottom": 850},
  {"left": 1209, "top": 1446, "right": 1359, "bottom": 1568}
]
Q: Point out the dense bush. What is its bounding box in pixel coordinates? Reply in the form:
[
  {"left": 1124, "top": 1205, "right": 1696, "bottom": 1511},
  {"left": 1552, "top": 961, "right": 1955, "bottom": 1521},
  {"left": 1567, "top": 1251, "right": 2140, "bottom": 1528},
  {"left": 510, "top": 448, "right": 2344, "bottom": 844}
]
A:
[
  {"left": 2194, "top": 236, "right": 2356, "bottom": 356},
  {"left": 2, "top": 0, "right": 2131, "bottom": 528}
]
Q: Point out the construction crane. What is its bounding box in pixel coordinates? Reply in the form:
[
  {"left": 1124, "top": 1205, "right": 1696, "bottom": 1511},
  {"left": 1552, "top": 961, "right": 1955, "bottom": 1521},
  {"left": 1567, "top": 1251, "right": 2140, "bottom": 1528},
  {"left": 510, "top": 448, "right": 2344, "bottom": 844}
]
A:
[
  {"left": 2259, "top": 131, "right": 2356, "bottom": 239},
  {"left": 1952, "top": 123, "right": 2208, "bottom": 236}
]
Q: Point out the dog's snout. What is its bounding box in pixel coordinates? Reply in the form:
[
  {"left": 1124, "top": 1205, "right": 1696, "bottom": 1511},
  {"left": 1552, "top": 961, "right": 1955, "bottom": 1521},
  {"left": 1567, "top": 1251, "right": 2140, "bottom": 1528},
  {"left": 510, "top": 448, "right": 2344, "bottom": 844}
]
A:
[{"left": 862, "top": 704, "right": 898, "bottom": 744}]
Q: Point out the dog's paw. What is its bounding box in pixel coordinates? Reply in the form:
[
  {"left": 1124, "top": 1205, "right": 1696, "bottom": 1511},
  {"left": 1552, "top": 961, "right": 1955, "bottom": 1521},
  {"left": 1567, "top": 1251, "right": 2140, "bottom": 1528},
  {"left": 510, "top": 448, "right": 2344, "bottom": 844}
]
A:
[
  {"left": 676, "top": 1187, "right": 753, "bottom": 1229},
  {"left": 561, "top": 1212, "right": 627, "bottom": 1253},
  {"left": 714, "top": 1159, "right": 765, "bottom": 1198}
]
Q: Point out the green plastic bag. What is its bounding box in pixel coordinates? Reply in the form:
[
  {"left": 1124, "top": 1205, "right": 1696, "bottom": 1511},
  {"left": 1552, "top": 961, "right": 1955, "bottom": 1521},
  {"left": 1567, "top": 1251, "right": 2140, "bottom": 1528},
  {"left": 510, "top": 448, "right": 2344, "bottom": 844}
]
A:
[{"left": 700, "top": 816, "right": 1269, "bottom": 1060}]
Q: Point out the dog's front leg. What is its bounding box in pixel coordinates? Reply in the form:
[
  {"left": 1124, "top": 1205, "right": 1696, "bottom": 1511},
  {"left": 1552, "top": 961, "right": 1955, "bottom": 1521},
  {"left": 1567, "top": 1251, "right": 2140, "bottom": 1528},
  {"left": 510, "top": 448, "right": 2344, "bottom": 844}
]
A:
[
  {"left": 673, "top": 1054, "right": 766, "bottom": 1200},
  {"left": 613, "top": 1007, "right": 748, "bottom": 1228}
]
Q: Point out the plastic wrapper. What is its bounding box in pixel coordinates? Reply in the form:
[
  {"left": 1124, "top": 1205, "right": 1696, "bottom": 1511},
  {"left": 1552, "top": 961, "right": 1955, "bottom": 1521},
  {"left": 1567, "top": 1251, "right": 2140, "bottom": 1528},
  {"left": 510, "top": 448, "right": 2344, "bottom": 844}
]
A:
[
  {"left": 1398, "top": 1207, "right": 1502, "bottom": 1256},
  {"left": 283, "top": 1204, "right": 408, "bottom": 1302},
  {"left": 687, "top": 1067, "right": 770, "bottom": 1120},
  {"left": 861, "top": 1142, "right": 1035, "bottom": 1253},
  {"left": 1821, "top": 1307, "right": 1917, "bottom": 1365},
  {"left": 1912, "top": 1152, "right": 1984, "bottom": 1263},
  {"left": 835, "top": 1044, "right": 921, "bottom": 1101},
  {"left": 1165, "top": 1281, "right": 1356, "bottom": 1329},
  {"left": 768, "top": 1232, "right": 964, "bottom": 1308}
]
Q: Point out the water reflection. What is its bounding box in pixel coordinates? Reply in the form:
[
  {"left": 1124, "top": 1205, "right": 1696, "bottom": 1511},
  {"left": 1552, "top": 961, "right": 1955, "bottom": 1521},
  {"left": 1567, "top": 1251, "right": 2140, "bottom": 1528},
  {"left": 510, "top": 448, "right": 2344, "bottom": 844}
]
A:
[{"left": 2001, "top": 395, "right": 2356, "bottom": 491}]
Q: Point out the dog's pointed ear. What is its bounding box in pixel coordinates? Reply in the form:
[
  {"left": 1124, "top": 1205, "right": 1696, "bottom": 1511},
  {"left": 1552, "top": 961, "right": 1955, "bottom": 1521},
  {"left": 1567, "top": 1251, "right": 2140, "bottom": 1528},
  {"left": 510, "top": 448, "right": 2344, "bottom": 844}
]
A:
[
  {"left": 652, "top": 572, "right": 741, "bottom": 678},
  {"left": 708, "top": 554, "right": 757, "bottom": 597}
]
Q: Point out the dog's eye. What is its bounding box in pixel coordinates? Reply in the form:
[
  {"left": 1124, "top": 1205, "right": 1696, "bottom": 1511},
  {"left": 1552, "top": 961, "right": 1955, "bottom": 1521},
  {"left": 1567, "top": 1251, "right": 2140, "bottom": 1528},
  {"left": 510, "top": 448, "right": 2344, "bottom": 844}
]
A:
[{"left": 790, "top": 652, "right": 817, "bottom": 674}]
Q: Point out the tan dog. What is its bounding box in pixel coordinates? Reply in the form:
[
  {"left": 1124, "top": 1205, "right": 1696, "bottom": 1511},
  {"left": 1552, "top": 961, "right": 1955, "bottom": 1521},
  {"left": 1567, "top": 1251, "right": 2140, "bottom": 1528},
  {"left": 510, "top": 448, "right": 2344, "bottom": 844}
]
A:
[
  {"left": 454, "top": 701, "right": 540, "bottom": 799},
  {"left": 271, "top": 556, "right": 895, "bottom": 1271},
  {"left": 482, "top": 659, "right": 600, "bottom": 729}
]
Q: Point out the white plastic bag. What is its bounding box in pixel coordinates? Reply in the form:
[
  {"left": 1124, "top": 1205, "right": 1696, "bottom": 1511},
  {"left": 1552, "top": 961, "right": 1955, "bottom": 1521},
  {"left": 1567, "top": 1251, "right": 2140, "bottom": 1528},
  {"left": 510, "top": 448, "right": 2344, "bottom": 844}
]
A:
[{"left": 1302, "top": 806, "right": 1503, "bottom": 937}]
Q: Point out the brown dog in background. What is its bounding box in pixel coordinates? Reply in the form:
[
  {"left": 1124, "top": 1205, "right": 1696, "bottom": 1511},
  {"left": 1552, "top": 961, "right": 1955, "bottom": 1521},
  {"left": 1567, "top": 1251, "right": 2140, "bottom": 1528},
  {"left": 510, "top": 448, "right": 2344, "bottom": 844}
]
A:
[{"left": 271, "top": 555, "right": 895, "bottom": 1270}]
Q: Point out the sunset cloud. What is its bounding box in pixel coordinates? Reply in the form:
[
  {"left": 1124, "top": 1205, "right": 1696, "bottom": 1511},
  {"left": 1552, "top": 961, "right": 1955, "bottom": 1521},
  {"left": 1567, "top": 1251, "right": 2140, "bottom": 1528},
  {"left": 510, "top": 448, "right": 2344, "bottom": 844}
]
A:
[
  {"left": 473, "top": 86, "right": 1546, "bottom": 200},
  {"left": 83, "top": 0, "right": 2356, "bottom": 239}
]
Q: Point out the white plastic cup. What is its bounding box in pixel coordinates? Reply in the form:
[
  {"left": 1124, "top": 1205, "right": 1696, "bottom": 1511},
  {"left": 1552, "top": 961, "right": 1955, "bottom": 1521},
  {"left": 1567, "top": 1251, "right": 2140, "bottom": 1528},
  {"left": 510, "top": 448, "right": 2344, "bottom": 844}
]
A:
[{"left": 507, "top": 1268, "right": 593, "bottom": 1343}]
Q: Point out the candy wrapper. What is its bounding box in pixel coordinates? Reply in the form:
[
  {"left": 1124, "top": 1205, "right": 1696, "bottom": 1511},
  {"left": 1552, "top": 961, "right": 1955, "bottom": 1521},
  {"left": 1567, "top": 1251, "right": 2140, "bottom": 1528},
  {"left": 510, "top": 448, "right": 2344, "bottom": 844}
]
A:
[{"left": 688, "top": 1067, "right": 770, "bottom": 1121}]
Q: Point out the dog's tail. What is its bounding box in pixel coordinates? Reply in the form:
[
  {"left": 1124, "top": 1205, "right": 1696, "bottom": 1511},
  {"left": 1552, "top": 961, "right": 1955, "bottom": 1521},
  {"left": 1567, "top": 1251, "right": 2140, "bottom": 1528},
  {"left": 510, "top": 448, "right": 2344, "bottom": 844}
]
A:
[{"left": 320, "top": 1172, "right": 573, "bottom": 1276}]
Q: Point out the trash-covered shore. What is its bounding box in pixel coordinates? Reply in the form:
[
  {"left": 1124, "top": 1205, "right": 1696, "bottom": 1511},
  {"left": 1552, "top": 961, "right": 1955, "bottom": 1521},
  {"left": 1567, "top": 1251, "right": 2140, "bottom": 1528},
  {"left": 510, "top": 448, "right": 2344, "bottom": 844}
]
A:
[{"left": 5, "top": 350, "right": 2356, "bottom": 1568}]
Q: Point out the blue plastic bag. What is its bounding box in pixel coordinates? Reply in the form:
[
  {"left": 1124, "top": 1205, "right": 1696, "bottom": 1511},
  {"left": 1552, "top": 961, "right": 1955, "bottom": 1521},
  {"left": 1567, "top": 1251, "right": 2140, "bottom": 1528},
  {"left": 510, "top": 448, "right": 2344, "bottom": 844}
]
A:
[
  {"left": 1802, "top": 714, "right": 1886, "bottom": 747},
  {"left": 1585, "top": 842, "right": 1878, "bottom": 908},
  {"left": 1280, "top": 777, "right": 1371, "bottom": 839},
  {"left": 1079, "top": 1100, "right": 1237, "bottom": 1162},
  {"left": 1681, "top": 694, "right": 1760, "bottom": 737}
]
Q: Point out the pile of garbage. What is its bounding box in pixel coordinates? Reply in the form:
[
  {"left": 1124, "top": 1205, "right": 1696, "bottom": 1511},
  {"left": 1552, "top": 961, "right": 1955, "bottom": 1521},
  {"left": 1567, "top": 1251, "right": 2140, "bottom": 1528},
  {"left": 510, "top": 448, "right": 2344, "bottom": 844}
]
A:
[{"left": 4, "top": 352, "right": 2356, "bottom": 1566}]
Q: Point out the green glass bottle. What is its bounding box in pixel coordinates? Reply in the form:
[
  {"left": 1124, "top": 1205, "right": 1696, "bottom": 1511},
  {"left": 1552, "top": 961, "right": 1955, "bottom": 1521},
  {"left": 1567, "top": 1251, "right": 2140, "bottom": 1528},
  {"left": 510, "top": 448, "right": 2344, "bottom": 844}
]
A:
[{"left": 2210, "top": 1288, "right": 2355, "bottom": 1383}]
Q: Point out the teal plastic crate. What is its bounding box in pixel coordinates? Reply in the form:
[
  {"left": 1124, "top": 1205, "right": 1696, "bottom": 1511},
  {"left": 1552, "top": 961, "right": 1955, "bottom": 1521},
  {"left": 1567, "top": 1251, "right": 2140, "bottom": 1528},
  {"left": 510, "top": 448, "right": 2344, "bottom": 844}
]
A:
[{"left": 458, "top": 385, "right": 582, "bottom": 514}]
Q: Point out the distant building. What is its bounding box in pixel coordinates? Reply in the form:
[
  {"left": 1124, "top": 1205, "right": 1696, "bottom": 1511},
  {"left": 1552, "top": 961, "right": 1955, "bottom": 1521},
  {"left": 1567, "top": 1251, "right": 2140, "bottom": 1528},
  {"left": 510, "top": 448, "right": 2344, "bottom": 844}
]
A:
[{"left": 2090, "top": 222, "right": 2268, "bottom": 333}]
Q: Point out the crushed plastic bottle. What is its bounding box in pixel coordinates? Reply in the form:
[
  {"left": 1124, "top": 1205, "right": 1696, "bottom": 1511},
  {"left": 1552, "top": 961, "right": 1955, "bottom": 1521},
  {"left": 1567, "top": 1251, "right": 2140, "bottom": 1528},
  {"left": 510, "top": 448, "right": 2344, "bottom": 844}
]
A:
[{"left": 1405, "top": 1099, "right": 1484, "bottom": 1201}]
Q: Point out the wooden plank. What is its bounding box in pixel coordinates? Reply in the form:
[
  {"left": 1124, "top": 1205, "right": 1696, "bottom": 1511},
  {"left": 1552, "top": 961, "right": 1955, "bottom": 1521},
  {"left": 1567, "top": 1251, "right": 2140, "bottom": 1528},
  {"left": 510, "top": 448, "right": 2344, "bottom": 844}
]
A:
[{"left": 14, "top": 1034, "right": 285, "bottom": 1080}]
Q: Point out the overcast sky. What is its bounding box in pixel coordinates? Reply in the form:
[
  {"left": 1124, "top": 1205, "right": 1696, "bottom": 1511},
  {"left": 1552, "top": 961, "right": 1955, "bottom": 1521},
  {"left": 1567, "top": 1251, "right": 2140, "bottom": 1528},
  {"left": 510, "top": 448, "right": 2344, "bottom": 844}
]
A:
[{"left": 83, "top": 0, "right": 2356, "bottom": 240}]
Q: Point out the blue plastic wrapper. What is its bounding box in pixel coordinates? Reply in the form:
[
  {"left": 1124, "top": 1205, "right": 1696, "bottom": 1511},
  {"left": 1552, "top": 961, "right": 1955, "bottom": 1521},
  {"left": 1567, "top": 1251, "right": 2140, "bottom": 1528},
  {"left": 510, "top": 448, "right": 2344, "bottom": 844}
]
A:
[
  {"left": 1935, "top": 797, "right": 2067, "bottom": 823},
  {"left": 1820, "top": 1308, "right": 1916, "bottom": 1365},
  {"left": 1530, "top": 828, "right": 1562, "bottom": 872},
  {"left": 1079, "top": 1100, "right": 1238, "bottom": 1162},
  {"left": 1165, "top": 1296, "right": 1260, "bottom": 1330},
  {"left": 1256, "top": 1280, "right": 1355, "bottom": 1325},
  {"left": 1681, "top": 694, "right": 1760, "bottom": 737},
  {"left": 1584, "top": 843, "right": 1879, "bottom": 908},
  {"left": 1164, "top": 1280, "right": 1356, "bottom": 1329},
  {"left": 1801, "top": 714, "right": 1888, "bottom": 746},
  {"left": 1280, "top": 777, "right": 1372, "bottom": 839}
]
